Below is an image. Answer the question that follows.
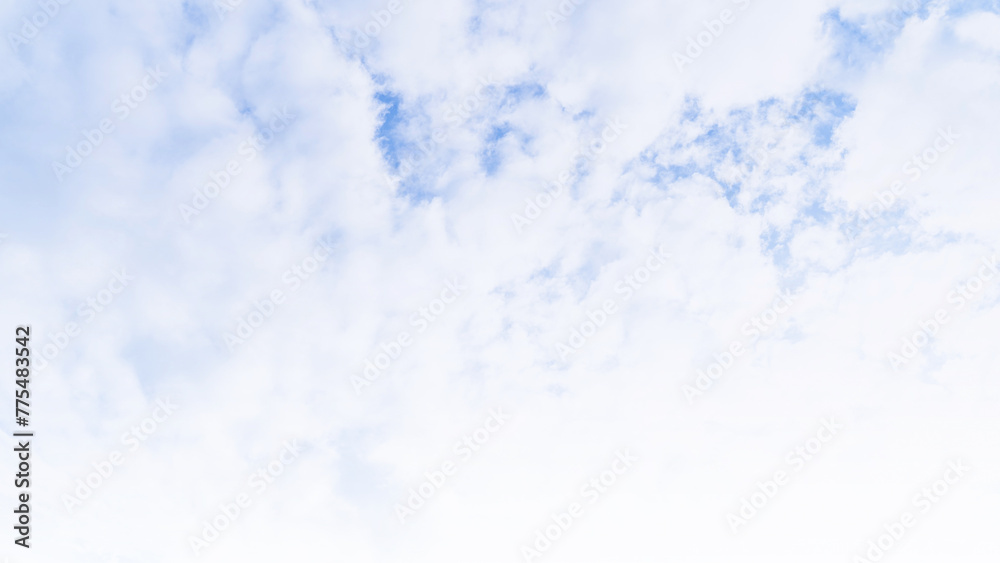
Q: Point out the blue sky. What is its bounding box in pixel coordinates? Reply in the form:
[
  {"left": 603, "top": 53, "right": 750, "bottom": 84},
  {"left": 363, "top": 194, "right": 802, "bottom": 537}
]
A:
[{"left": 1, "top": 1, "right": 1000, "bottom": 561}]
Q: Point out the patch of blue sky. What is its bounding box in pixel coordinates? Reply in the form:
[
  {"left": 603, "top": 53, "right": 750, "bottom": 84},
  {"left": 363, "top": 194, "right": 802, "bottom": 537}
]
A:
[
  {"left": 713, "top": 93, "right": 850, "bottom": 196},
  {"left": 504, "top": 82, "right": 546, "bottom": 103},
  {"left": 372, "top": 77, "right": 543, "bottom": 196},
  {"left": 482, "top": 121, "right": 537, "bottom": 176},
  {"left": 680, "top": 97, "right": 701, "bottom": 122},
  {"left": 373, "top": 90, "right": 404, "bottom": 170},
  {"left": 721, "top": 181, "right": 740, "bottom": 207},
  {"left": 801, "top": 198, "right": 835, "bottom": 224},
  {"left": 630, "top": 93, "right": 854, "bottom": 270},
  {"left": 837, "top": 202, "right": 954, "bottom": 263},
  {"left": 369, "top": 90, "right": 450, "bottom": 201},
  {"left": 527, "top": 262, "right": 566, "bottom": 301},
  {"left": 468, "top": 13, "right": 483, "bottom": 35},
  {"left": 625, "top": 151, "right": 668, "bottom": 187},
  {"left": 856, "top": 226, "right": 925, "bottom": 257},
  {"left": 943, "top": 0, "right": 1000, "bottom": 17},
  {"left": 181, "top": 1, "right": 212, "bottom": 43},
  {"left": 822, "top": 9, "right": 886, "bottom": 68},
  {"left": 479, "top": 123, "right": 511, "bottom": 176},
  {"left": 569, "top": 262, "right": 604, "bottom": 300},
  {"left": 667, "top": 162, "right": 703, "bottom": 184},
  {"left": 533, "top": 243, "right": 621, "bottom": 303},
  {"left": 236, "top": 102, "right": 255, "bottom": 119},
  {"left": 692, "top": 123, "right": 725, "bottom": 149},
  {"left": 571, "top": 108, "right": 597, "bottom": 123},
  {"left": 394, "top": 168, "right": 440, "bottom": 203},
  {"left": 791, "top": 90, "right": 856, "bottom": 147},
  {"left": 760, "top": 225, "right": 792, "bottom": 269},
  {"left": 524, "top": 245, "right": 609, "bottom": 303},
  {"left": 753, "top": 97, "right": 786, "bottom": 117},
  {"left": 497, "top": 81, "right": 547, "bottom": 115},
  {"left": 529, "top": 261, "right": 559, "bottom": 282},
  {"left": 748, "top": 192, "right": 774, "bottom": 214},
  {"left": 643, "top": 152, "right": 719, "bottom": 194},
  {"left": 821, "top": 1, "right": 934, "bottom": 70}
]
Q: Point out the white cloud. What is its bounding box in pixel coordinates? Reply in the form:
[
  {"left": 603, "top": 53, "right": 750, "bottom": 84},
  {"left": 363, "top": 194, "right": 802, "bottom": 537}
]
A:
[{"left": 0, "top": 0, "right": 998, "bottom": 561}]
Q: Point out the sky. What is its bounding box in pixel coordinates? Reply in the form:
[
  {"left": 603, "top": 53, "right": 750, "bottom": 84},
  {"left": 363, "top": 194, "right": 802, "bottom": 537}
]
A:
[{"left": 1, "top": 0, "right": 999, "bottom": 561}]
